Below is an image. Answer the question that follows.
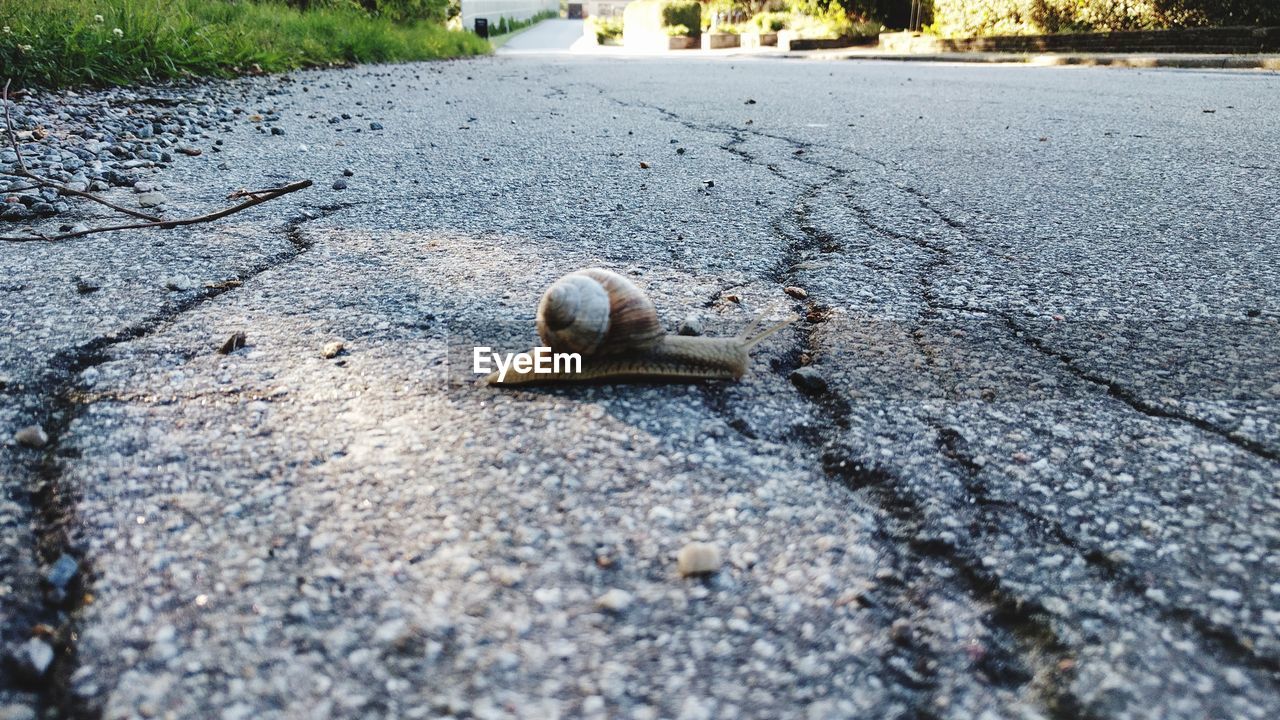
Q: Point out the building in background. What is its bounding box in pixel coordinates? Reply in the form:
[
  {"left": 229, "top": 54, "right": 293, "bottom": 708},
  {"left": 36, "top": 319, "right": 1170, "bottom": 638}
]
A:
[
  {"left": 583, "top": 1, "right": 630, "bottom": 17},
  {"left": 460, "top": 0, "right": 561, "bottom": 32}
]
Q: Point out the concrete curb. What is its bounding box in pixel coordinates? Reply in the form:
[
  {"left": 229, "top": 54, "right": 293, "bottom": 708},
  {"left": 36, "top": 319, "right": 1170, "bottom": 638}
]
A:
[{"left": 782, "top": 50, "right": 1280, "bottom": 70}]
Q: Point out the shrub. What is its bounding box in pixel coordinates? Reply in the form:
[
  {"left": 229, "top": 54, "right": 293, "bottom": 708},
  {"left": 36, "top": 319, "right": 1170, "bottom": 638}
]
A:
[
  {"left": 753, "top": 11, "right": 791, "bottom": 31},
  {"left": 661, "top": 1, "right": 704, "bottom": 34},
  {"left": 623, "top": 0, "right": 702, "bottom": 41},
  {"left": 587, "top": 15, "right": 624, "bottom": 43},
  {"left": 356, "top": 1, "right": 449, "bottom": 23},
  {"left": 928, "top": 0, "right": 1279, "bottom": 36},
  {"left": 1154, "top": 0, "right": 1279, "bottom": 25},
  {"left": 288, "top": 1, "right": 450, "bottom": 23}
]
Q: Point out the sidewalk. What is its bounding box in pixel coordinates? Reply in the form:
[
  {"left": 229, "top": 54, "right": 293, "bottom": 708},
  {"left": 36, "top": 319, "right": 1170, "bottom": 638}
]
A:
[{"left": 788, "top": 48, "right": 1280, "bottom": 70}]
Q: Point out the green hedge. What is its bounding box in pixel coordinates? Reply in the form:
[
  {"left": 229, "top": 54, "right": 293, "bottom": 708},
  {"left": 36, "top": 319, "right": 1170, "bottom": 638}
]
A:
[
  {"left": 661, "top": 1, "right": 703, "bottom": 35},
  {"left": 929, "top": 0, "right": 1280, "bottom": 36},
  {"left": 623, "top": 0, "right": 702, "bottom": 39}
]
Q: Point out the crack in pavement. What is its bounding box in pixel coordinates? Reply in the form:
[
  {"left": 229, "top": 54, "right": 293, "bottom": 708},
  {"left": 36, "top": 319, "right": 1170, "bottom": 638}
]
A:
[
  {"left": 10, "top": 201, "right": 350, "bottom": 717},
  {"left": 750, "top": 127, "right": 1278, "bottom": 466},
  {"left": 474, "top": 77, "right": 1279, "bottom": 715},
  {"left": 772, "top": 159, "right": 1092, "bottom": 718},
  {"left": 848, "top": 169, "right": 1280, "bottom": 676},
  {"left": 585, "top": 87, "right": 1089, "bottom": 716}
]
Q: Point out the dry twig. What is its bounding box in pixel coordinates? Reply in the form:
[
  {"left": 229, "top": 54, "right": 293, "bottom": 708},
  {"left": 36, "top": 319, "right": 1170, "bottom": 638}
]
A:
[
  {"left": 1, "top": 180, "right": 312, "bottom": 242},
  {"left": 1, "top": 78, "right": 313, "bottom": 243}
]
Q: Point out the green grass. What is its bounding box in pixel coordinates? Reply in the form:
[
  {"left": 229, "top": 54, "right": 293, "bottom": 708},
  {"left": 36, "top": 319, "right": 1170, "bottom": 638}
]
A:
[{"left": 1, "top": 0, "right": 491, "bottom": 89}]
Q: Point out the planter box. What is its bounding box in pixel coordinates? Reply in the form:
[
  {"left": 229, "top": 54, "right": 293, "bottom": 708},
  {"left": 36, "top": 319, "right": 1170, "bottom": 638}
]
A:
[
  {"left": 701, "top": 33, "right": 741, "bottom": 50},
  {"left": 739, "top": 32, "right": 778, "bottom": 49},
  {"left": 623, "top": 32, "right": 699, "bottom": 51},
  {"left": 778, "top": 30, "right": 878, "bottom": 52}
]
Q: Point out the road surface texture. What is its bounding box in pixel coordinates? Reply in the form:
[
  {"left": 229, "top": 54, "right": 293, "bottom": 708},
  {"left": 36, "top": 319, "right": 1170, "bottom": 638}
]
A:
[{"left": 2, "top": 49, "right": 1279, "bottom": 720}]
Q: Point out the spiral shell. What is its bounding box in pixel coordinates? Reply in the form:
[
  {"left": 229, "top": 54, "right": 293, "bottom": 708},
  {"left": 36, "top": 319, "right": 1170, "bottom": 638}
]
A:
[{"left": 536, "top": 268, "right": 664, "bottom": 356}]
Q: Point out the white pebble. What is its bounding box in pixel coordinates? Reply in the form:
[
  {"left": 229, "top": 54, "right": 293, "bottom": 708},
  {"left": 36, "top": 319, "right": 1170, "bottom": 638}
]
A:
[
  {"left": 595, "top": 588, "right": 633, "bottom": 612},
  {"left": 677, "top": 542, "right": 721, "bottom": 577}
]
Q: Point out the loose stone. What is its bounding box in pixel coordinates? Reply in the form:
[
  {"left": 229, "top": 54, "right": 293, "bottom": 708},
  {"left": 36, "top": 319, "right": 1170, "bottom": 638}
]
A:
[
  {"left": 46, "top": 554, "right": 80, "bottom": 590},
  {"left": 677, "top": 542, "right": 721, "bottom": 577},
  {"left": 14, "top": 425, "right": 49, "bottom": 449},
  {"left": 137, "top": 192, "right": 168, "bottom": 208},
  {"left": 15, "top": 638, "right": 54, "bottom": 680},
  {"left": 596, "top": 588, "right": 633, "bottom": 612},
  {"left": 678, "top": 315, "right": 704, "bottom": 337},
  {"left": 790, "top": 366, "right": 829, "bottom": 395},
  {"left": 164, "top": 275, "right": 194, "bottom": 291},
  {"left": 217, "top": 331, "right": 247, "bottom": 355}
]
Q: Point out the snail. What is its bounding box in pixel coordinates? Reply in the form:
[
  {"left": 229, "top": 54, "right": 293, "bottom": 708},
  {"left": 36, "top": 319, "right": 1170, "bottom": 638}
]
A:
[{"left": 483, "top": 268, "right": 795, "bottom": 385}]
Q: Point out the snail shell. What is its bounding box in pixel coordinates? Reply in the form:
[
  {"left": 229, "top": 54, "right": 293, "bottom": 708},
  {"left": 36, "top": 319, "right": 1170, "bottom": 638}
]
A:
[{"left": 537, "top": 269, "right": 663, "bottom": 356}]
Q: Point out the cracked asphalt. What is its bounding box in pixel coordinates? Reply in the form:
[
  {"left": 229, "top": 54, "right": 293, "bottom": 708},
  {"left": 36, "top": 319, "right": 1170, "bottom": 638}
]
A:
[{"left": 2, "top": 51, "right": 1279, "bottom": 720}]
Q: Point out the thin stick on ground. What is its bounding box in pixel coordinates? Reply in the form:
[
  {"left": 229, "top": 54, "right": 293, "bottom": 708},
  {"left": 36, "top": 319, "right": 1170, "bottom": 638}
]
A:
[
  {"left": 4, "top": 79, "right": 164, "bottom": 222},
  {"left": 0, "top": 180, "right": 312, "bottom": 242},
  {"left": 1, "top": 78, "right": 314, "bottom": 243}
]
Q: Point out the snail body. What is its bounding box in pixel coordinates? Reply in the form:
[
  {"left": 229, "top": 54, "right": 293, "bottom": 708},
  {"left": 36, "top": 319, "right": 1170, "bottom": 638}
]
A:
[{"left": 485, "top": 268, "right": 792, "bottom": 386}]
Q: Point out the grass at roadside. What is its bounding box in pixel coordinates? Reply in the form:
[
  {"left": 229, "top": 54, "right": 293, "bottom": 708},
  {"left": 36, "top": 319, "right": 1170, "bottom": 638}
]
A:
[{"left": 1, "top": 0, "right": 490, "bottom": 89}]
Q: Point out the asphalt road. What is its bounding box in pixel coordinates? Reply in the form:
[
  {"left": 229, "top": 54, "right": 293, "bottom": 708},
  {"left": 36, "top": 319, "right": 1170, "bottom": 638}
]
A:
[{"left": 2, "top": 49, "right": 1278, "bottom": 720}]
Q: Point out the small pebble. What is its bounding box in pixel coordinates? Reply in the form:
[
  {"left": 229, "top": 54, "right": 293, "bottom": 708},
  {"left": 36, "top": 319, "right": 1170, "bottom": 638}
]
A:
[
  {"left": 137, "top": 192, "right": 168, "bottom": 208},
  {"left": 270, "top": 127, "right": 285, "bottom": 136},
  {"left": 321, "top": 341, "right": 345, "bottom": 359},
  {"left": 217, "top": 331, "right": 247, "bottom": 355},
  {"left": 678, "top": 315, "right": 704, "bottom": 337},
  {"left": 639, "top": 161, "right": 650, "bottom": 169},
  {"left": 14, "top": 638, "right": 54, "bottom": 680},
  {"left": 595, "top": 588, "right": 633, "bottom": 612},
  {"left": 14, "top": 425, "right": 48, "bottom": 449},
  {"left": 164, "top": 275, "right": 194, "bottom": 291},
  {"left": 784, "top": 286, "right": 808, "bottom": 299},
  {"left": 332, "top": 178, "right": 348, "bottom": 191},
  {"left": 46, "top": 554, "right": 79, "bottom": 590},
  {"left": 369, "top": 122, "right": 384, "bottom": 130},
  {"left": 677, "top": 542, "right": 721, "bottom": 577},
  {"left": 0, "top": 702, "right": 38, "bottom": 720},
  {"left": 790, "top": 366, "right": 829, "bottom": 395}
]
